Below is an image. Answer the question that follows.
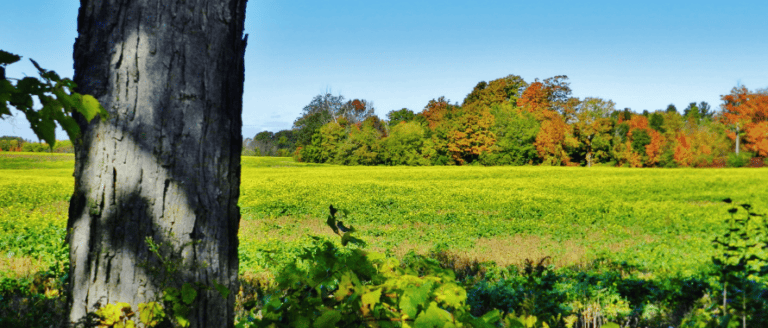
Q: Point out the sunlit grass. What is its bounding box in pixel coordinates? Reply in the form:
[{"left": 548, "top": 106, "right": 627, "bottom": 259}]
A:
[{"left": 2, "top": 154, "right": 767, "bottom": 281}]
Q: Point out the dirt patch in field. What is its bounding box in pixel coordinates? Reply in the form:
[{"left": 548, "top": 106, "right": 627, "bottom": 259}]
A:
[{"left": 0, "top": 254, "right": 47, "bottom": 279}]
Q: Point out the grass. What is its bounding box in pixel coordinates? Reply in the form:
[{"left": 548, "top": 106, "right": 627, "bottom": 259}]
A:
[
  {"left": 2, "top": 153, "right": 768, "bottom": 327},
  {"left": 2, "top": 154, "right": 768, "bottom": 280}
]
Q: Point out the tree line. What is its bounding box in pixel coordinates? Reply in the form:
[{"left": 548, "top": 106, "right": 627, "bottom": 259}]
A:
[
  {"left": 264, "top": 74, "right": 767, "bottom": 167},
  {"left": 0, "top": 136, "right": 74, "bottom": 153}
]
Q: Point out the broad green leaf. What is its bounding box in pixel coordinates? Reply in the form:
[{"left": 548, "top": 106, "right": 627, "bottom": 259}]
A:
[
  {"left": 181, "top": 283, "right": 197, "bottom": 305},
  {"left": 78, "top": 93, "right": 107, "bottom": 121},
  {"left": 413, "top": 301, "right": 453, "bottom": 328},
  {"left": 173, "top": 303, "right": 190, "bottom": 327},
  {"left": 0, "top": 50, "right": 21, "bottom": 65},
  {"left": 524, "top": 315, "right": 537, "bottom": 328},
  {"left": 52, "top": 87, "right": 75, "bottom": 111},
  {"left": 480, "top": 309, "right": 501, "bottom": 323},
  {"left": 334, "top": 271, "right": 358, "bottom": 301},
  {"left": 0, "top": 103, "right": 10, "bottom": 116},
  {"left": 399, "top": 280, "right": 433, "bottom": 318},
  {"left": 601, "top": 323, "right": 620, "bottom": 328},
  {"left": 163, "top": 287, "right": 180, "bottom": 303},
  {"left": 313, "top": 309, "right": 341, "bottom": 328},
  {"left": 0, "top": 79, "right": 13, "bottom": 93},
  {"left": 433, "top": 283, "right": 466, "bottom": 308},
  {"left": 502, "top": 315, "right": 525, "bottom": 328},
  {"left": 138, "top": 302, "right": 165, "bottom": 327},
  {"left": 214, "top": 281, "right": 231, "bottom": 300},
  {"left": 16, "top": 77, "right": 42, "bottom": 95},
  {"left": 361, "top": 288, "right": 382, "bottom": 316},
  {"left": 9, "top": 89, "right": 33, "bottom": 109},
  {"left": 22, "top": 108, "right": 56, "bottom": 147},
  {"left": 54, "top": 109, "right": 81, "bottom": 142}
]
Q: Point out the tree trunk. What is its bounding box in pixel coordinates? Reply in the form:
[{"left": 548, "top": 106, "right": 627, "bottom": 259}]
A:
[{"left": 68, "top": 1, "right": 247, "bottom": 327}]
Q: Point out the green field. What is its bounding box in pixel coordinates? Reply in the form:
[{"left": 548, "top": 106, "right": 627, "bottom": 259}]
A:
[
  {"left": 2, "top": 152, "right": 766, "bottom": 279},
  {"left": 2, "top": 153, "right": 768, "bottom": 327}
]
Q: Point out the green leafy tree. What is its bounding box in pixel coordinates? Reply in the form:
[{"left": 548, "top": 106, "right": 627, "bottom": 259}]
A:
[
  {"left": 649, "top": 111, "right": 665, "bottom": 133},
  {"left": 683, "top": 102, "right": 701, "bottom": 123},
  {"left": 462, "top": 74, "right": 528, "bottom": 108},
  {"left": 344, "top": 116, "right": 384, "bottom": 165},
  {"left": 380, "top": 121, "right": 429, "bottom": 165},
  {"left": 386, "top": 108, "right": 416, "bottom": 127},
  {"left": 572, "top": 97, "right": 615, "bottom": 167},
  {"left": 666, "top": 104, "right": 678, "bottom": 113},
  {"left": 482, "top": 102, "right": 540, "bottom": 165},
  {"left": 630, "top": 129, "right": 651, "bottom": 157},
  {"left": 293, "top": 93, "right": 344, "bottom": 147}
]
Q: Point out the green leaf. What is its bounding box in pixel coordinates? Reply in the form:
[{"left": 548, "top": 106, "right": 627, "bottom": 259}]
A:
[
  {"left": 78, "top": 93, "right": 107, "bottom": 121},
  {"left": 433, "top": 283, "right": 466, "bottom": 308},
  {"left": 181, "top": 283, "right": 197, "bottom": 305},
  {"left": 138, "top": 302, "right": 165, "bottom": 327},
  {"left": 361, "top": 288, "right": 382, "bottom": 316},
  {"left": 173, "top": 302, "right": 190, "bottom": 327},
  {"left": 313, "top": 308, "right": 341, "bottom": 328},
  {"left": 480, "top": 309, "right": 501, "bottom": 323},
  {"left": 0, "top": 79, "right": 13, "bottom": 93},
  {"left": 0, "top": 102, "right": 10, "bottom": 117},
  {"left": 0, "top": 50, "right": 21, "bottom": 65},
  {"left": 601, "top": 323, "right": 620, "bottom": 328},
  {"left": 413, "top": 301, "right": 453, "bottom": 328},
  {"left": 55, "top": 113, "right": 81, "bottom": 142},
  {"left": 163, "top": 287, "right": 180, "bottom": 303},
  {"left": 400, "top": 280, "right": 433, "bottom": 318},
  {"left": 334, "top": 271, "right": 358, "bottom": 301},
  {"left": 214, "top": 281, "right": 230, "bottom": 300},
  {"left": 16, "top": 77, "right": 43, "bottom": 95}
]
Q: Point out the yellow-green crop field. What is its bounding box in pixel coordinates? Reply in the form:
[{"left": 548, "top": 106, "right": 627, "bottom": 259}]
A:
[{"left": 2, "top": 153, "right": 767, "bottom": 281}]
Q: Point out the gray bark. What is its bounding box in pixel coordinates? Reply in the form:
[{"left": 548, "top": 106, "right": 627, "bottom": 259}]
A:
[{"left": 68, "top": 1, "right": 247, "bottom": 327}]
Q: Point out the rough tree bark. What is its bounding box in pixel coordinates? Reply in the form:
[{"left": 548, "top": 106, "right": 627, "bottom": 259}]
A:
[{"left": 68, "top": 1, "right": 247, "bottom": 326}]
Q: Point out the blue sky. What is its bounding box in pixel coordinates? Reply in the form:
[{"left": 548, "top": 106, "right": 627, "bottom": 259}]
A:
[{"left": 2, "top": 0, "right": 767, "bottom": 141}]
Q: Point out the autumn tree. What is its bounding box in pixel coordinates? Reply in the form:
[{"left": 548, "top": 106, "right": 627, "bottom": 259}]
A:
[
  {"left": 341, "top": 98, "right": 376, "bottom": 124},
  {"left": 444, "top": 103, "right": 496, "bottom": 164},
  {"left": 721, "top": 86, "right": 768, "bottom": 156},
  {"left": 66, "top": 1, "right": 248, "bottom": 326},
  {"left": 519, "top": 76, "right": 578, "bottom": 165},
  {"left": 418, "top": 96, "right": 453, "bottom": 130}
]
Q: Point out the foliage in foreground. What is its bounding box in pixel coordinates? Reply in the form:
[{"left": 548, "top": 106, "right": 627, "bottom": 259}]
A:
[
  {"left": 2, "top": 155, "right": 768, "bottom": 327},
  {"left": 236, "top": 205, "right": 572, "bottom": 328}
]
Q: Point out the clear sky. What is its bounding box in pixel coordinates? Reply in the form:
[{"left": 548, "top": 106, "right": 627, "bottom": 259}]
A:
[{"left": 2, "top": 0, "right": 767, "bottom": 141}]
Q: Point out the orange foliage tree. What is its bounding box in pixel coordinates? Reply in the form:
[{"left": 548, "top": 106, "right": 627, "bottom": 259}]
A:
[
  {"left": 445, "top": 103, "right": 496, "bottom": 164},
  {"left": 519, "top": 76, "right": 579, "bottom": 165},
  {"left": 721, "top": 86, "right": 768, "bottom": 156},
  {"left": 420, "top": 96, "right": 451, "bottom": 130},
  {"left": 672, "top": 121, "right": 731, "bottom": 167}
]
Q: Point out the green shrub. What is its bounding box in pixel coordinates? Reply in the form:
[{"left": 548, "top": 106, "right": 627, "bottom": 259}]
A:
[{"left": 726, "top": 152, "right": 753, "bottom": 167}]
